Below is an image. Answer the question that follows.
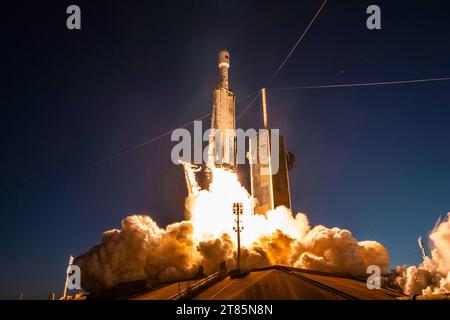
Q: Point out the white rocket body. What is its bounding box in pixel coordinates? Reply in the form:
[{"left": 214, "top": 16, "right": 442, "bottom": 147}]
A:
[{"left": 209, "top": 49, "right": 236, "bottom": 167}]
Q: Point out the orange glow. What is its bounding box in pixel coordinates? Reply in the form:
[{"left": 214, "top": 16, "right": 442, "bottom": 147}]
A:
[{"left": 188, "top": 166, "right": 308, "bottom": 247}]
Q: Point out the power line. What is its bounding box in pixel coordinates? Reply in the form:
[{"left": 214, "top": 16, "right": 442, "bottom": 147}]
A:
[
  {"left": 268, "top": 76, "right": 450, "bottom": 91},
  {"left": 92, "top": 91, "right": 260, "bottom": 166},
  {"left": 265, "top": 0, "right": 328, "bottom": 87},
  {"left": 237, "top": 0, "right": 328, "bottom": 121},
  {"left": 93, "top": 74, "right": 450, "bottom": 166},
  {"left": 236, "top": 89, "right": 261, "bottom": 103},
  {"left": 93, "top": 112, "right": 211, "bottom": 166},
  {"left": 236, "top": 92, "right": 261, "bottom": 121}
]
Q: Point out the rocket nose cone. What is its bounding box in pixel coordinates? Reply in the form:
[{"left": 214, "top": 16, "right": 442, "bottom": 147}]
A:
[{"left": 218, "top": 49, "right": 230, "bottom": 66}]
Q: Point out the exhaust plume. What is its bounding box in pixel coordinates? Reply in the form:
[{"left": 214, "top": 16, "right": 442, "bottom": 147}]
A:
[{"left": 75, "top": 168, "right": 391, "bottom": 293}]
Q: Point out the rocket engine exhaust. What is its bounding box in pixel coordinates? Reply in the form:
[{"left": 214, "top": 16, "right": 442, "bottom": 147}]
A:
[{"left": 74, "top": 167, "right": 392, "bottom": 293}]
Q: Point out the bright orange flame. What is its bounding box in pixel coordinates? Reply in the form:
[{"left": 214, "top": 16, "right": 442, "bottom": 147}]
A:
[{"left": 188, "top": 167, "right": 309, "bottom": 247}]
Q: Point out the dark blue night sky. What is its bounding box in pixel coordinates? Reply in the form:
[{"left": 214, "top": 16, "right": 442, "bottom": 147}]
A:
[{"left": 1, "top": 0, "right": 449, "bottom": 299}]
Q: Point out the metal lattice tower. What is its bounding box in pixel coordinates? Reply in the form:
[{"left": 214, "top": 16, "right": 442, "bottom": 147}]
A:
[{"left": 232, "top": 202, "right": 244, "bottom": 270}]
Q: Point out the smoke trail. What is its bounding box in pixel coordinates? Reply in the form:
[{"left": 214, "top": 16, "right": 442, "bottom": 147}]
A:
[
  {"left": 418, "top": 236, "right": 427, "bottom": 259},
  {"left": 394, "top": 213, "right": 450, "bottom": 295}
]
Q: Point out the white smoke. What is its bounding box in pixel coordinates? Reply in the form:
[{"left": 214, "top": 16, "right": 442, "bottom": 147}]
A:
[
  {"left": 75, "top": 216, "right": 200, "bottom": 292},
  {"left": 75, "top": 207, "right": 390, "bottom": 292},
  {"left": 394, "top": 213, "right": 450, "bottom": 295}
]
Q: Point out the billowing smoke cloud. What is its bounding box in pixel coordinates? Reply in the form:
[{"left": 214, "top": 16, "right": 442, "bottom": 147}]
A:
[
  {"left": 394, "top": 213, "right": 450, "bottom": 295},
  {"left": 74, "top": 167, "right": 450, "bottom": 296},
  {"left": 291, "top": 227, "right": 390, "bottom": 275},
  {"left": 75, "top": 208, "right": 390, "bottom": 293},
  {"left": 75, "top": 216, "right": 200, "bottom": 292}
]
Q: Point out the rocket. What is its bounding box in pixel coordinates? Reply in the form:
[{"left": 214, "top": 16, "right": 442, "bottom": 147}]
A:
[
  {"left": 209, "top": 49, "right": 236, "bottom": 168},
  {"left": 181, "top": 50, "right": 237, "bottom": 195}
]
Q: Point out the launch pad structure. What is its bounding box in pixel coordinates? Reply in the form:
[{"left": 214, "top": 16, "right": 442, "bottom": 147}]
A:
[{"left": 249, "top": 88, "right": 295, "bottom": 215}]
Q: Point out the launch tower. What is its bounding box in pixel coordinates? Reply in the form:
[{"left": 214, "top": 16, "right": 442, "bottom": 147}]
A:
[{"left": 249, "top": 89, "right": 295, "bottom": 215}]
